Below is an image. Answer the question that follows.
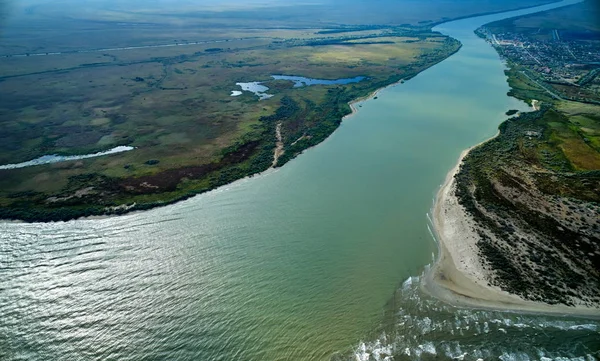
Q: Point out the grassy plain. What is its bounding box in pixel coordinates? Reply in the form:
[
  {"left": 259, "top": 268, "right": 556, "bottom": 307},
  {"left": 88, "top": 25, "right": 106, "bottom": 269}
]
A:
[
  {"left": 485, "top": 0, "right": 600, "bottom": 41},
  {"left": 0, "top": 0, "right": 556, "bottom": 221},
  {"left": 1, "top": 0, "right": 554, "bottom": 55},
  {"left": 0, "top": 23, "right": 461, "bottom": 220}
]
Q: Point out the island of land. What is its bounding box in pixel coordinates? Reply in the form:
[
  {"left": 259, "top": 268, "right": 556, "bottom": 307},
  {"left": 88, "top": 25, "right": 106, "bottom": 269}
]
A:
[
  {"left": 428, "top": 0, "right": 600, "bottom": 315},
  {"left": 0, "top": 0, "right": 555, "bottom": 222}
]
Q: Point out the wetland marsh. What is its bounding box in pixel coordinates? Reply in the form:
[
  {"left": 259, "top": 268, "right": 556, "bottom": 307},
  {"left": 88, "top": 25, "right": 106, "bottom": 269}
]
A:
[{"left": 0, "top": 16, "right": 462, "bottom": 221}]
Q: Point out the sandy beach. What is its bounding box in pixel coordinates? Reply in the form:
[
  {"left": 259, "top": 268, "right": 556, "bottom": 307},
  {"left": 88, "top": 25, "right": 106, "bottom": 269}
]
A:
[
  {"left": 345, "top": 84, "right": 392, "bottom": 119},
  {"left": 424, "top": 139, "right": 600, "bottom": 318}
]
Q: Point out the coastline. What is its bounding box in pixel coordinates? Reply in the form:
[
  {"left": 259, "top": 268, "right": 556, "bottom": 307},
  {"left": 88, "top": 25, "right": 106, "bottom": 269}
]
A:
[
  {"left": 0, "top": 81, "right": 402, "bottom": 224},
  {"left": 424, "top": 0, "right": 599, "bottom": 318},
  {"left": 424, "top": 136, "right": 600, "bottom": 318},
  {"left": 346, "top": 84, "right": 388, "bottom": 117}
]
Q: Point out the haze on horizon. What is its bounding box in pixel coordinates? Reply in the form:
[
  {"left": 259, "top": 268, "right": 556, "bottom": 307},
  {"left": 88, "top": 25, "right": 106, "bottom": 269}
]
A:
[
  {"left": 1, "top": 0, "right": 575, "bottom": 30},
  {"left": 5, "top": 0, "right": 585, "bottom": 56}
]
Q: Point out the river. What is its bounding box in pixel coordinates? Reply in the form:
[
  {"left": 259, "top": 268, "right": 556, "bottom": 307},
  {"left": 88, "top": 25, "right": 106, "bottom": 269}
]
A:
[{"left": 1, "top": 1, "right": 597, "bottom": 360}]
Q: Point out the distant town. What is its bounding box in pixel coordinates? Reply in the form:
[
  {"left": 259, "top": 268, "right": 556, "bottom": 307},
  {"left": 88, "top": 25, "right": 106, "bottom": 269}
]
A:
[{"left": 477, "top": 26, "right": 600, "bottom": 104}]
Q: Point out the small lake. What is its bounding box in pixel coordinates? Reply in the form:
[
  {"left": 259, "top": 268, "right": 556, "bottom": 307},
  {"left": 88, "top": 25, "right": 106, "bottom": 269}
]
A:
[
  {"left": 271, "top": 75, "right": 366, "bottom": 87},
  {"left": 232, "top": 75, "right": 367, "bottom": 99},
  {"left": 0, "top": 146, "right": 134, "bottom": 170},
  {"left": 234, "top": 82, "right": 273, "bottom": 100}
]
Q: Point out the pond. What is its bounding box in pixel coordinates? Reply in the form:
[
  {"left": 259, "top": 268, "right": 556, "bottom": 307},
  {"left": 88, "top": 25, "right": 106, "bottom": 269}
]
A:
[{"left": 231, "top": 75, "right": 367, "bottom": 99}]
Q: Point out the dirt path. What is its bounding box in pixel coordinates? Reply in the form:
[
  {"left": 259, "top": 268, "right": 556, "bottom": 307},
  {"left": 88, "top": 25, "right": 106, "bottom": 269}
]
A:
[{"left": 272, "top": 123, "right": 284, "bottom": 167}]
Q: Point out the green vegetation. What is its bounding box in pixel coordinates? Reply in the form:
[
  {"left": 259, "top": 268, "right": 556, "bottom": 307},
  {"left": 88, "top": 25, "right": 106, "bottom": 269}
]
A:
[
  {"left": 504, "top": 65, "right": 556, "bottom": 104},
  {"left": 0, "top": 16, "right": 463, "bottom": 221},
  {"left": 455, "top": 106, "right": 600, "bottom": 306},
  {"left": 454, "top": 2, "right": 600, "bottom": 306},
  {"left": 485, "top": 1, "right": 600, "bottom": 41},
  {"left": 0, "top": 0, "right": 556, "bottom": 221},
  {"left": 0, "top": 0, "right": 553, "bottom": 57}
]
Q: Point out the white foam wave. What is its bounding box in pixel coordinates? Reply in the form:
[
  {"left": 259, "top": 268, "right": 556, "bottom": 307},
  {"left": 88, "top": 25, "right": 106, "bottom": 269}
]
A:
[
  {"left": 347, "top": 264, "right": 599, "bottom": 361},
  {"left": 402, "top": 276, "right": 420, "bottom": 290},
  {"left": 354, "top": 339, "right": 393, "bottom": 361},
  {"left": 418, "top": 341, "right": 437, "bottom": 355},
  {"left": 426, "top": 224, "right": 438, "bottom": 245}
]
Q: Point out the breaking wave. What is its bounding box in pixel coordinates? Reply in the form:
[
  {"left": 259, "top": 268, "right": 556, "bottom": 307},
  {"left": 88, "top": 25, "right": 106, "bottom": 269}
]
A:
[{"left": 346, "top": 272, "right": 600, "bottom": 361}]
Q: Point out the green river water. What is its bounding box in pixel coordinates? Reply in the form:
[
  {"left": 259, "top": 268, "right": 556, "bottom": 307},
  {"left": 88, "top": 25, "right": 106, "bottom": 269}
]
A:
[{"left": 1, "top": 1, "right": 598, "bottom": 360}]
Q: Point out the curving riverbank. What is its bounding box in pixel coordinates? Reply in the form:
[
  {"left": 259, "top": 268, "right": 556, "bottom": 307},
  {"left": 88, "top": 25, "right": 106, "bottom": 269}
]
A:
[
  {"left": 425, "top": 140, "right": 600, "bottom": 318},
  {"left": 0, "top": 39, "right": 463, "bottom": 223},
  {"left": 421, "top": 0, "right": 600, "bottom": 319}
]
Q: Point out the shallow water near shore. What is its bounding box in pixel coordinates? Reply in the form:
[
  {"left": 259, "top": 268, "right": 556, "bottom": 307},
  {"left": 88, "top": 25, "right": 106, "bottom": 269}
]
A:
[{"left": 1, "top": 1, "right": 597, "bottom": 360}]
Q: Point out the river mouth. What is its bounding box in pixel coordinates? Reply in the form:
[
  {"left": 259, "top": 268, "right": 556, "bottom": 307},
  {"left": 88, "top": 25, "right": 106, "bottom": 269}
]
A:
[
  {"left": 1, "top": 1, "right": 597, "bottom": 361},
  {"left": 352, "top": 272, "right": 599, "bottom": 361},
  {"left": 350, "top": 0, "right": 599, "bottom": 359}
]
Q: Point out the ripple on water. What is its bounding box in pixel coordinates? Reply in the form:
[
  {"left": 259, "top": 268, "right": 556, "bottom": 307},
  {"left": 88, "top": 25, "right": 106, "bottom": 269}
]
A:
[{"left": 350, "top": 273, "right": 600, "bottom": 361}]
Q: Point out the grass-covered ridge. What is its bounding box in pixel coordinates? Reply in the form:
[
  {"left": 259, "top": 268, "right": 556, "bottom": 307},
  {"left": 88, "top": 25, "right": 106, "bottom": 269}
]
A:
[
  {"left": 455, "top": 106, "right": 600, "bottom": 305},
  {"left": 455, "top": 1, "right": 600, "bottom": 306}
]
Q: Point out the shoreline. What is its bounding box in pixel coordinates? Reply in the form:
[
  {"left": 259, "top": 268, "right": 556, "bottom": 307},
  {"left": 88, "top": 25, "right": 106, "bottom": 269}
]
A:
[
  {"left": 424, "top": 0, "right": 599, "bottom": 318},
  {"left": 423, "top": 135, "right": 600, "bottom": 318},
  {"left": 0, "top": 80, "right": 395, "bottom": 224},
  {"left": 1, "top": 42, "right": 462, "bottom": 224},
  {"left": 346, "top": 84, "right": 389, "bottom": 118},
  {"left": 0, "top": 81, "right": 405, "bottom": 224},
  {"left": 0, "top": 79, "right": 398, "bottom": 224}
]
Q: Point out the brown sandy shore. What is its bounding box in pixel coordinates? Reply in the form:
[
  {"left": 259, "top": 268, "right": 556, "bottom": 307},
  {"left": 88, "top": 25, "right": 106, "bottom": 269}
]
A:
[{"left": 423, "top": 136, "right": 600, "bottom": 318}]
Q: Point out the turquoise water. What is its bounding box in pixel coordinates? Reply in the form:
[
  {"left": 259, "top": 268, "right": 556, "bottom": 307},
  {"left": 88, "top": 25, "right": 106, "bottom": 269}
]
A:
[{"left": 1, "top": 1, "right": 598, "bottom": 360}]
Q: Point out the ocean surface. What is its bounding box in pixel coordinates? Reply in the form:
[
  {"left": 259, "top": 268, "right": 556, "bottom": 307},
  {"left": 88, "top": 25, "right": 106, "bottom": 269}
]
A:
[{"left": 1, "top": 1, "right": 598, "bottom": 360}]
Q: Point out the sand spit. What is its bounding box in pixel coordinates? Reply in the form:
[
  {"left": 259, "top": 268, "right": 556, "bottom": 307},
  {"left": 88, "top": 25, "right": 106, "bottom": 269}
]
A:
[{"left": 424, "top": 141, "right": 600, "bottom": 318}]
